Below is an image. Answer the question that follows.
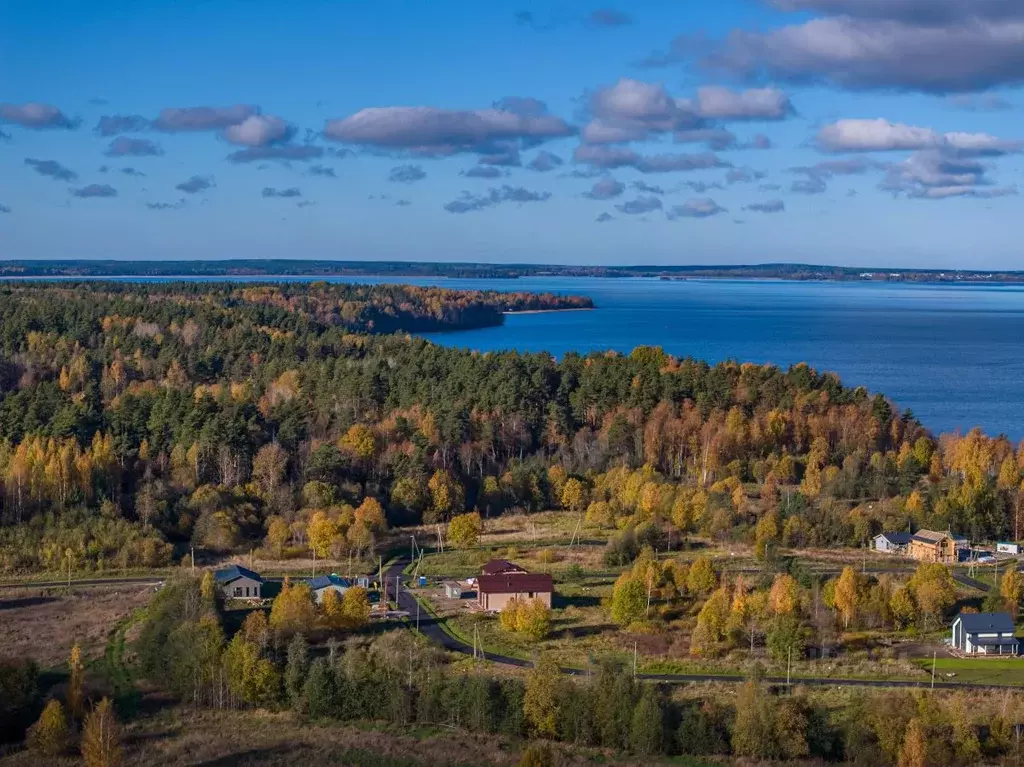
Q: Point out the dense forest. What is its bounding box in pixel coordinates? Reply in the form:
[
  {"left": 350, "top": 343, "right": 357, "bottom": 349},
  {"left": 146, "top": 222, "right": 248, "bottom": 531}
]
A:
[
  {"left": 1, "top": 259, "right": 1021, "bottom": 283},
  {"left": 0, "top": 280, "right": 1021, "bottom": 574}
]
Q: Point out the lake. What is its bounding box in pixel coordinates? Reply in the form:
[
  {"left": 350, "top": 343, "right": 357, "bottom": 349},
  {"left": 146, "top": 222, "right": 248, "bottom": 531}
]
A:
[
  {"left": 390, "top": 276, "right": 1024, "bottom": 441},
  {"left": 15, "top": 274, "right": 1024, "bottom": 439}
]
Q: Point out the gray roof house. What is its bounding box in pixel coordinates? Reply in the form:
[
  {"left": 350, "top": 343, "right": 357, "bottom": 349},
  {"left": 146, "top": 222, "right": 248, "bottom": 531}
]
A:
[
  {"left": 951, "top": 612, "right": 1019, "bottom": 656},
  {"left": 306, "top": 573, "right": 371, "bottom": 603},
  {"left": 307, "top": 574, "right": 354, "bottom": 603},
  {"left": 873, "top": 532, "right": 913, "bottom": 554},
  {"left": 214, "top": 564, "right": 264, "bottom": 600}
]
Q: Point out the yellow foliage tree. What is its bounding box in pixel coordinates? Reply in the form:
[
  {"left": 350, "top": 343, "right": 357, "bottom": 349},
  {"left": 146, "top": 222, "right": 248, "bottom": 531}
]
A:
[
  {"left": 898, "top": 717, "right": 927, "bottom": 767},
  {"left": 306, "top": 511, "right": 337, "bottom": 559},
  {"left": 200, "top": 570, "right": 216, "bottom": 603},
  {"left": 768, "top": 574, "right": 799, "bottom": 617},
  {"left": 1001, "top": 567, "right": 1023, "bottom": 617},
  {"left": 686, "top": 556, "right": 717, "bottom": 595},
  {"left": 27, "top": 699, "right": 69, "bottom": 757},
  {"left": 514, "top": 598, "right": 552, "bottom": 640},
  {"left": 269, "top": 578, "right": 316, "bottom": 636},
  {"left": 448, "top": 511, "right": 482, "bottom": 548},
  {"left": 559, "top": 477, "right": 586, "bottom": 512},
  {"left": 80, "top": 698, "right": 123, "bottom": 767},
  {"left": 67, "top": 644, "right": 85, "bottom": 719},
  {"left": 340, "top": 424, "right": 377, "bottom": 463},
  {"left": 321, "top": 587, "right": 345, "bottom": 628},
  {"left": 341, "top": 586, "right": 371, "bottom": 629},
  {"left": 427, "top": 470, "right": 464, "bottom": 522},
  {"left": 265, "top": 515, "right": 290, "bottom": 558},
  {"left": 354, "top": 497, "right": 387, "bottom": 532},
  {"left": 834, "top": 566, "right": 860, "bottom": 630}
]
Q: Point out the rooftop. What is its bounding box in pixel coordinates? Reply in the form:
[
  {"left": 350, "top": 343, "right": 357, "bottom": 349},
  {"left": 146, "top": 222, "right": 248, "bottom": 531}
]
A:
[
  {"left": 481, "top": 559, "right": 528, "bottom": 576},
  {"left": 877, "top": 532, "right": 913, "bottom": 545},
  {"left": 213, "top": 564, "right": 264, "bottom": 584},
  {"left": 955, "top": 612, "right": 1016, "bottom": 634},
  {"left": 911, "top": 529, "right": 950, "bottom": 544},
  {"left": 478, "top": 573, "right": 553, "bottom": 594},
  {"left": 307, "top": 574, "right": 353, "bottom": 590}
]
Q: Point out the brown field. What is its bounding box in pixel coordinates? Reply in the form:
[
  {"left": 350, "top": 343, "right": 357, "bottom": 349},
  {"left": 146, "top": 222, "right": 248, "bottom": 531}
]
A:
[
  {"left": 0, "top": 584, "right": 153, "bottom": 667},
  {"left": 0, "top": 704, "right": 702, "bottom": 766}
]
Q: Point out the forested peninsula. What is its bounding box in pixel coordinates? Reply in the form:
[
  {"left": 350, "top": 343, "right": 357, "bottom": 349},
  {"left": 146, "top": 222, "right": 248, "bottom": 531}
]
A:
[{"left": 0, "top": 280, "right": 1016, "bottom": 574}]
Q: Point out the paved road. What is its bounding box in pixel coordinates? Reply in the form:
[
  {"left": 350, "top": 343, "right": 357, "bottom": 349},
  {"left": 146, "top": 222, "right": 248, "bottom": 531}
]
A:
[
  {"left": 952, "top": 573, "right": 991, "bottom": 592},
  {"left": 0, "top": 576, "right": 165, "bottom": 589},
  {"left": 387, "top": 558, "right": 1017, "bottom": 691}
]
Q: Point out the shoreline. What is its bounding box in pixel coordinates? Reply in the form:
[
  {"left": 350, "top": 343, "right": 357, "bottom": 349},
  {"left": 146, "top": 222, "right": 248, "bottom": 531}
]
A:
[{"left": 503, "top": 307, "right": 595, "bottom": 315}]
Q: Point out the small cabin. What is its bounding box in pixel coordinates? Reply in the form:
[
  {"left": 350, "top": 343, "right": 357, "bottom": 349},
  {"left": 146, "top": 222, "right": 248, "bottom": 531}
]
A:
[
  {"left": 214, "top": 564, "right": 264, "bottom": 600},
  {"left": 443, "top": 581, "right": 464, "bottom": 599}
]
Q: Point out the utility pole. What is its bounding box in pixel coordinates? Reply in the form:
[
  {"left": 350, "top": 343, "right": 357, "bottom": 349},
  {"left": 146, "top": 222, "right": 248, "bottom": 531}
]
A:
[
  {"left": 395, "top": 575, "right": 400, "bottom": 606},
  {"left": 416, "top": 600, "right": 420, "bottom": 633},
  {"left": 931, "top": 651, "right": 937, "bottom": 690},
  {"left": 633, "top": 641, "right": 638, "bottom": 678},
  {"left": 787, "top": 646, "right": 792, "bottom": 688}
]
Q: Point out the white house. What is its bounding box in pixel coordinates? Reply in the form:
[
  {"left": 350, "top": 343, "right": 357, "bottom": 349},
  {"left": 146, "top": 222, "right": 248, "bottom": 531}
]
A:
[
  {"left": 951, "top": 612, "right": 1019, "bottom": 656},
  {"left": 873, "top": 532, "right": 912, "bottom": 554}
]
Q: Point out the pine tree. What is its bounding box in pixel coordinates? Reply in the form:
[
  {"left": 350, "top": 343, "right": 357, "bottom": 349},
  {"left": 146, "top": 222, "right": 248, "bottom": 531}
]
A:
[
  {"left": 285, "top": 633, "right": 309, "bottom": 708},
  {"left": 81, "top": 698, "right": 123, "bottom": 767},
  {"left": 629, "top": 684, "right": 664, "bottom": 755},
  {"left": 303, "top": 657, "right": 337, "bottom": 719},
  {"left": 27, "top": 699, "right": 69, "bottom": 757}
]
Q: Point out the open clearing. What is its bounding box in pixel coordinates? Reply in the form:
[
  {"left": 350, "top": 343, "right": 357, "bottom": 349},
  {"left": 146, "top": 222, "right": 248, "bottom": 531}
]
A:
[{"left": 0, "top": 584, "right": 154, "bottom": 667}]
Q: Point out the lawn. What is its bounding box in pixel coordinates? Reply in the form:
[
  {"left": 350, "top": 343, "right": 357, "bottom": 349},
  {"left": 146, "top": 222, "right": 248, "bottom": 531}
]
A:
[{"left": 918, "top": 657, "right": 1024, "bottom": 686}]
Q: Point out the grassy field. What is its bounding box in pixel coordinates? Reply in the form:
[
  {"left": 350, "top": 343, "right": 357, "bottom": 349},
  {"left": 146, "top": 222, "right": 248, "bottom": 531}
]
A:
[
  {"left": 0, "top": 583, "right": 154, "bottom": 668},
  {"left": 917, "top": 657, "right": 1024, "bottom": 686}
]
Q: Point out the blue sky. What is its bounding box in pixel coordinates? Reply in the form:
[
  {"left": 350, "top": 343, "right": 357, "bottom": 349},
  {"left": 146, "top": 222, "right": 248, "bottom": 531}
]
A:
[{"left": 1, "top": 0, "right": 1022, "bottom": 267}]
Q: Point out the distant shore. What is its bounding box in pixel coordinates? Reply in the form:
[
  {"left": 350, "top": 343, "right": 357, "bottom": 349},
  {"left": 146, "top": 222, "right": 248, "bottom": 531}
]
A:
[{"left": 4, "top": 259, "right": 1024, "bottom": 284}]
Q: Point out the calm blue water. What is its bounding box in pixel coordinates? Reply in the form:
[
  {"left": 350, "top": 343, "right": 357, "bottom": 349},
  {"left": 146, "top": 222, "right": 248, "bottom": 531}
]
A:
[
  {"left": 390, "top": 277, "right": 1024, "bottom": 440},
  {"left": 13, "top": 275, "right": 1024, "bottom": 438}
]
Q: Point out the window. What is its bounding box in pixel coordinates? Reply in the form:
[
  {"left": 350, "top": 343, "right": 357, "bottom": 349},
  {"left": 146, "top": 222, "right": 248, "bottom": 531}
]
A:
[
  {"left": 245, "top": 586, "right": 250, "bottom": 597},
  {"left": 233, "top": 587, "right": 241, "bottom": 596},
  {"left": 528, "top": 592, "right": 534, "bottom": 598}
]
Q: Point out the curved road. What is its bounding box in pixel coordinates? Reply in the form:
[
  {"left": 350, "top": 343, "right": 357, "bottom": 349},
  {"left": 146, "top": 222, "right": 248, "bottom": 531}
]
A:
[{"left": 386, "top": 558, "right": 1014, "bottom": 691}]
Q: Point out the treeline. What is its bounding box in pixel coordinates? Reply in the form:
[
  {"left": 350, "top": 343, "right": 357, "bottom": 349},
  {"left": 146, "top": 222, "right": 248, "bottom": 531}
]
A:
[
  {"left": 4, "top": 259, "right": 1024, "bottom": 284},
  {"left": 0, "top": 281, "right": 1020, "bottom": 574}
]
